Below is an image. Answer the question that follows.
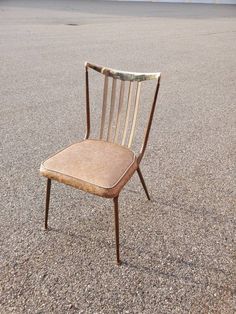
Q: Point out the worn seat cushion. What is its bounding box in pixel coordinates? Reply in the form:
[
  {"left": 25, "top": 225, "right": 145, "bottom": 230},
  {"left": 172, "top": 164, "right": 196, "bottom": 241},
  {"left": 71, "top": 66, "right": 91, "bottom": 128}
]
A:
[{"left": 40, "top": 139, "right": 138, "bottom": 198}]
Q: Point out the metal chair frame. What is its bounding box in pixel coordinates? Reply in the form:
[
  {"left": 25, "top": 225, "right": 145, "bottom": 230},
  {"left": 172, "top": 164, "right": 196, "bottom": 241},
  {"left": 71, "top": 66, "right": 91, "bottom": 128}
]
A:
[{"left": 43, "top": 62, "right": 161, "bottom": 265}]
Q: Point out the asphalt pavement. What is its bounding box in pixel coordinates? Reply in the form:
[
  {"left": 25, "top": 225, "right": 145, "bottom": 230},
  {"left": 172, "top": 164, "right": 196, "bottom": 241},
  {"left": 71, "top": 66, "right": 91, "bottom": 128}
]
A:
[{"left": 0, "top": 0, "right": 235, "bottom": 313}]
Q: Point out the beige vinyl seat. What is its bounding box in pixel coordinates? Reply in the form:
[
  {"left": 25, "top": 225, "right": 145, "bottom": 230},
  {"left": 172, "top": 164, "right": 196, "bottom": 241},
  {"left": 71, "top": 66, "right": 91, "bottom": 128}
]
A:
[
  {"left": 40, "top": 139, "right": 138, "bottom": 199},
  {"left": 40, "top": 62, "right": 161, "bottom": 265}
]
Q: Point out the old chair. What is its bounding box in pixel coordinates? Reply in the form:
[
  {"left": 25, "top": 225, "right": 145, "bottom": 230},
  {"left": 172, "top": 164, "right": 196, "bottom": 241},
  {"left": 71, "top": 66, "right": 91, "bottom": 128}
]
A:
[{"left": 40, "top": 62, "right": 161, "bottom": 265}]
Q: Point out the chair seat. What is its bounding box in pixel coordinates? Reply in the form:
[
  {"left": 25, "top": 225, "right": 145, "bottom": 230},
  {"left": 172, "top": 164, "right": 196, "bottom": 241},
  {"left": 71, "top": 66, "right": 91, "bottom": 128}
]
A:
[{"left": 40, "top": 139, "right": 138, "bottom": 198}]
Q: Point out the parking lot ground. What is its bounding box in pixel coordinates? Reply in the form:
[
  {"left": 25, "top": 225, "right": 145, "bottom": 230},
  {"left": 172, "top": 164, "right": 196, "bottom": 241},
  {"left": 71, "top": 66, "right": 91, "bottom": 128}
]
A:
[{"left": 0, "top": 1, "right": 236, "bottom": 313}]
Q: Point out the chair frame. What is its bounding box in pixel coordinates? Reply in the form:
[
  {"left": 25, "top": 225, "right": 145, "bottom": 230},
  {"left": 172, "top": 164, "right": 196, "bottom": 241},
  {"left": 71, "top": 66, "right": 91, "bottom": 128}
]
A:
[{"left": 43, "top": 62, "right": 161, "bottom": 265}]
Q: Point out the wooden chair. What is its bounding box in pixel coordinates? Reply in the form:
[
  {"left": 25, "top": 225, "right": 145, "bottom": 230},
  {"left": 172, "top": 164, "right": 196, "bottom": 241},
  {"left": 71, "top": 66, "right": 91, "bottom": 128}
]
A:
[{"left": 40, "top": 62, "right": 161, "bottom": 265}]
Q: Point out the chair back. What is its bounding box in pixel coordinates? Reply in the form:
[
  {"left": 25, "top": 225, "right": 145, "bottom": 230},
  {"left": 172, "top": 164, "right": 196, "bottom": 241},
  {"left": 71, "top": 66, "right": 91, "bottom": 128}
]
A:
[{"left": 85, "top": 62, "right": 161, "bottom": 163}]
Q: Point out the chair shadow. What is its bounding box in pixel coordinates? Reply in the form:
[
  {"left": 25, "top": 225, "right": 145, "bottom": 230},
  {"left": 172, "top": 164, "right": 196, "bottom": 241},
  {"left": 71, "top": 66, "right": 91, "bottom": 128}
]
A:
[
  {"left": 45, "top": 226, "right": 230, "bottom": 290},
  {"left": 46, "top": 226, "right": 198, "bottom": 284}
]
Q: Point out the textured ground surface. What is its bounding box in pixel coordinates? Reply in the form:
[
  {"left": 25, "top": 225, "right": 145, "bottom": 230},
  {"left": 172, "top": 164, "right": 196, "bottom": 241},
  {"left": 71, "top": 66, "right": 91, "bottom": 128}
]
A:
[{"left": 0, "top": 1, "right": 236, "bottom": 313}]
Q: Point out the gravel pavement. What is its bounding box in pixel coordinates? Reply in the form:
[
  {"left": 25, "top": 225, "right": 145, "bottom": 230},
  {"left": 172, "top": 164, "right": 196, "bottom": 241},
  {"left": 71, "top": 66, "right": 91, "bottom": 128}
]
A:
[{"left": 0, "top": 1, "right": 236, "bottom": 313}]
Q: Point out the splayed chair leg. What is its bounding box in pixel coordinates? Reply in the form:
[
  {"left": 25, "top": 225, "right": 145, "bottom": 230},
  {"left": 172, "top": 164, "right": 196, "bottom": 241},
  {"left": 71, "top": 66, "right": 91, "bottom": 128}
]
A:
[
  {"left": 137, "top": 167, "right": 151, "bottom": 200},
  {"left": 113, "top": 196, "right": 121, "bottom": 265},
  {"left": 45, "top": 178, "right": 51, "bottom": 230}
]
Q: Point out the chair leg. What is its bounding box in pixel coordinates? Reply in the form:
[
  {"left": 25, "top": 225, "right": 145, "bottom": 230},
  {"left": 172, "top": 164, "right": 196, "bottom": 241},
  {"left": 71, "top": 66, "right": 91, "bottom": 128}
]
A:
[
  {"left": 137, "top": 167, "right": 151, "bottom": 200},
  {"left": 45, "top": 178, "right": 51, "bottom": 230},
  {"left": 113, "top": 196, "right": 121, "bottom": 265}
]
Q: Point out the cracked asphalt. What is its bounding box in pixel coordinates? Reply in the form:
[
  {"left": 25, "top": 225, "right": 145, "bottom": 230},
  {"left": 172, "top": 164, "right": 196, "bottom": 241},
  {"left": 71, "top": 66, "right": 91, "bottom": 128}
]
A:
[{"left": 0, "top": 0, "right": 235, "bottom": 313}]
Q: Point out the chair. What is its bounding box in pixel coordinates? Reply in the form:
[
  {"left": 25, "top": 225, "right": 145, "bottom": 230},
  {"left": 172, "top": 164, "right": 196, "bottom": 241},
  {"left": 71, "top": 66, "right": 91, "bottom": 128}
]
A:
[{"left": 40, "top": 62, "right": 161, "bottom": 265}]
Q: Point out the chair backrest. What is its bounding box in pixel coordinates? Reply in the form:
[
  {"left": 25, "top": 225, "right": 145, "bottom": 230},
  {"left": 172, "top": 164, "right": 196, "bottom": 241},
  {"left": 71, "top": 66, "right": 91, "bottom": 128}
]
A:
[{"left": 84, "top": 62, "right": 161, "bottom": 163}]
